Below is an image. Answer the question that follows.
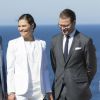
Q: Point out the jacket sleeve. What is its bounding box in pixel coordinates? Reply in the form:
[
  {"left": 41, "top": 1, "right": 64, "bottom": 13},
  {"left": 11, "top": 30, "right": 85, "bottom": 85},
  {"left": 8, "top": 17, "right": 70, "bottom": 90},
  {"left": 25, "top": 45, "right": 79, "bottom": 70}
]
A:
[
  {"left": 6, "top": 41, "right": 16, "bottom": 94},
  {"left": 42, "top": 41, "right": 52, "bottom": 93},
  {"left": 85, "top": 38, "right": 97, "bottom": 84}
]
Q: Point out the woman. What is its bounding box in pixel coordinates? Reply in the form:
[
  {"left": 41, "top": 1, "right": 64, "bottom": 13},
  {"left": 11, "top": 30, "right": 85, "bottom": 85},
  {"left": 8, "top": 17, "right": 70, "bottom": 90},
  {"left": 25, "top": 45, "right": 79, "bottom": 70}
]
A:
[{"left": 7, "top": 14, "right": 53, "bottom": 100}]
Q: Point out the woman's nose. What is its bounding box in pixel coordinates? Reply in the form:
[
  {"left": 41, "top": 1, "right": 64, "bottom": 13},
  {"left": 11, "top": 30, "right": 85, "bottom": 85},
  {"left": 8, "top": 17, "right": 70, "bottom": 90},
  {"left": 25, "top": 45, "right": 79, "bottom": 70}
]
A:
[{"left": 19, "top": 27, "right": 24, "bottom": 31}]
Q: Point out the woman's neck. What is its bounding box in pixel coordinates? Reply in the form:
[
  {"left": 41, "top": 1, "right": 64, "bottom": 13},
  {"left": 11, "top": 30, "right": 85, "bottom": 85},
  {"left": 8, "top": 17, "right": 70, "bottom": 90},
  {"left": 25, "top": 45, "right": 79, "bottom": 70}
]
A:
[{"left": 24, "top": 35, "right": 35, "bottom": 41}]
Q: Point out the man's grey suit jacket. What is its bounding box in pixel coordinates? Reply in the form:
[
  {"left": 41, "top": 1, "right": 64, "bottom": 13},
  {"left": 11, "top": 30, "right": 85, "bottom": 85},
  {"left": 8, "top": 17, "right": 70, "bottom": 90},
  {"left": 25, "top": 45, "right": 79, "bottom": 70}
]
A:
[{"left": 50, "top": 30, "right": 97, "bottom": 100}]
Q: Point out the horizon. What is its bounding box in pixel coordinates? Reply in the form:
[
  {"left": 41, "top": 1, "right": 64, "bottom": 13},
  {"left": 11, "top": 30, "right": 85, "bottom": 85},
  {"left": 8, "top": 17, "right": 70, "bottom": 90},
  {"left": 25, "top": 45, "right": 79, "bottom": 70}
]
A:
[{"left": 0, "top": 0, "right": 100, "bottom": 25}]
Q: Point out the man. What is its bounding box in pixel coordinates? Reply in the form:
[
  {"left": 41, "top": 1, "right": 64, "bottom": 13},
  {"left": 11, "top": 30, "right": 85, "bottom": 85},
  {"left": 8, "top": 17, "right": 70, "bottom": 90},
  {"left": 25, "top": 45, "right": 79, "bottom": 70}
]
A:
[
  {"left": 50, "top": 9, "right": 97, "bottom": 100},
  {"left": 0, "top": 36, "right": 7, "bottom": 100},
  {"left": 0, "top": 36, "right": 3, "bottom": 100}
]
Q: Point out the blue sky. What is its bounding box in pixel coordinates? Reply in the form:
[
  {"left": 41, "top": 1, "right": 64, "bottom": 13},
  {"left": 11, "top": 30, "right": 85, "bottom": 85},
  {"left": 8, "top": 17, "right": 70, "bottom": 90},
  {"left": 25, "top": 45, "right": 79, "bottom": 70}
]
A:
[{"left": 0, "top": 0, "right": 100, "bottom": 25}]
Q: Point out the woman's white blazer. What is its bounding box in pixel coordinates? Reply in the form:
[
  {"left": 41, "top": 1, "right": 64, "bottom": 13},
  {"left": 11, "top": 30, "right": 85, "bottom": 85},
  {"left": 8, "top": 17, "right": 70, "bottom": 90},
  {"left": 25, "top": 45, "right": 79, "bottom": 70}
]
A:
[{"left": 7, "top": 36, "right": 51, "bottom": 95}]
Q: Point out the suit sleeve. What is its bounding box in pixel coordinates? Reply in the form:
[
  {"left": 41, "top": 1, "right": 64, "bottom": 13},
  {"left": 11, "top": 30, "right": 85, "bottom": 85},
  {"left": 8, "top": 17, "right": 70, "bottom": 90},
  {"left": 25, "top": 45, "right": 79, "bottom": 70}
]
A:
[
  {"left": 6, "top": 41, "right": 15, "bottom": 94},
  {"left": 85, "top": 38, "right": 97, "bottom": 84},
  {"left": 50, "top": 39, "right": 56, "bottom": 73},
  {"left": 0, "top": 37, "right": 2, "bottom": 79}
]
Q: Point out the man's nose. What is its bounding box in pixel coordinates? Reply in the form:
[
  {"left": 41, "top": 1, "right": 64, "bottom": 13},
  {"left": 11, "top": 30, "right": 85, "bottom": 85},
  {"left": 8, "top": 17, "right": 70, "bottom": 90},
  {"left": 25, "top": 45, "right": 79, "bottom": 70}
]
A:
[
  {"left": 62, "top": 27, "right": 66, "bottom": 30},
  {"left": 62, "top": 27, "right": 68, "bottom": 30}
]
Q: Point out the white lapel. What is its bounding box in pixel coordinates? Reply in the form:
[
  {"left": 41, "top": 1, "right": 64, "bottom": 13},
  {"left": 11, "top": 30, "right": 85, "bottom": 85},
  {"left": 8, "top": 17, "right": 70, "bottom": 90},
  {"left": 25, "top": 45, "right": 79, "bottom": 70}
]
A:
[
  {"left": 18, "top": 36, "right": 27, "bottom": 57},
  {"left": 16, "top": 37, "right": 28, "bottom": 68}
]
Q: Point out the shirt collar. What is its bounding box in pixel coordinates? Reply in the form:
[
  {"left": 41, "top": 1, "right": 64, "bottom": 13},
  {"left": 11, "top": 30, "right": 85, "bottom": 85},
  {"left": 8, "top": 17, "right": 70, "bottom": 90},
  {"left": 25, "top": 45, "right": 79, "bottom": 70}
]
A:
[{"left": 69, "top": 29, "right": 76, "bottom": 37}]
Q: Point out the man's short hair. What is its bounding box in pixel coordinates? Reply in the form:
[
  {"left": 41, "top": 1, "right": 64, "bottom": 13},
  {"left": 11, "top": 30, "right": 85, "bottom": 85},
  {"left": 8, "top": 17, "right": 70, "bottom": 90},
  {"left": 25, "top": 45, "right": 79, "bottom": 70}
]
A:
[{"left": 59, "top": 9, "right": 76, "bottom": 22}]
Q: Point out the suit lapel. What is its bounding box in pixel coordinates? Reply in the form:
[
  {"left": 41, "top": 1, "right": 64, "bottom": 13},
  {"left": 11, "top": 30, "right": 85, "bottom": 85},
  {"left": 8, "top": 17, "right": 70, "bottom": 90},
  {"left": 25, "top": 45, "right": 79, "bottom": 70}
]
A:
[
  {"left": 58, "top": 34, "right": 66, "bottom": 64},
  {"left": 18, "top": 37, "right": 28, "bottom": 60}
]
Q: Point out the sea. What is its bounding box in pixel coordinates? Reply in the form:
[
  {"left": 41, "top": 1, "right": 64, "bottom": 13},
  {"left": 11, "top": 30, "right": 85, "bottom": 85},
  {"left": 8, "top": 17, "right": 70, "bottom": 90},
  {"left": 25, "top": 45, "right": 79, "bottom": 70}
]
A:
[{"left": 0, "top": 25, "right": 100, "bottom": 100}]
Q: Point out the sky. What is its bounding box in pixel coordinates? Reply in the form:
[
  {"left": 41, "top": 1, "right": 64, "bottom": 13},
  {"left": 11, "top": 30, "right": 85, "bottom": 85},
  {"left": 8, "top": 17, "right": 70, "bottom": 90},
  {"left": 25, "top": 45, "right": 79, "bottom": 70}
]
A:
[{"left": 0, "top": 0, "right": 100, "bottom": 25}]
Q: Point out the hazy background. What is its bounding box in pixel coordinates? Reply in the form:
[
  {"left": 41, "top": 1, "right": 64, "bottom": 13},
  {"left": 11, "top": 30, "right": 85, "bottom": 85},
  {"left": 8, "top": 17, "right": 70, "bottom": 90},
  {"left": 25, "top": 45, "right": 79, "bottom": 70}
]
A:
[
  {"left": 0, "top": 0, "right": 100, "bottom": 25},
  {"left": 0, "top": 0, "right": 100, "bottom": 100}
]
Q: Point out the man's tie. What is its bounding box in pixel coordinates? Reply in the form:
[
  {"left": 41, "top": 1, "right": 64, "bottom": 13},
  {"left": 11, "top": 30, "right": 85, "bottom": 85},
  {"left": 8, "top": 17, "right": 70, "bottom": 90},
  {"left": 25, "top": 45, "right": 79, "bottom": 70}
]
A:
[{"left": 64, "top": 35, "right": 70, "bottom": 60}]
